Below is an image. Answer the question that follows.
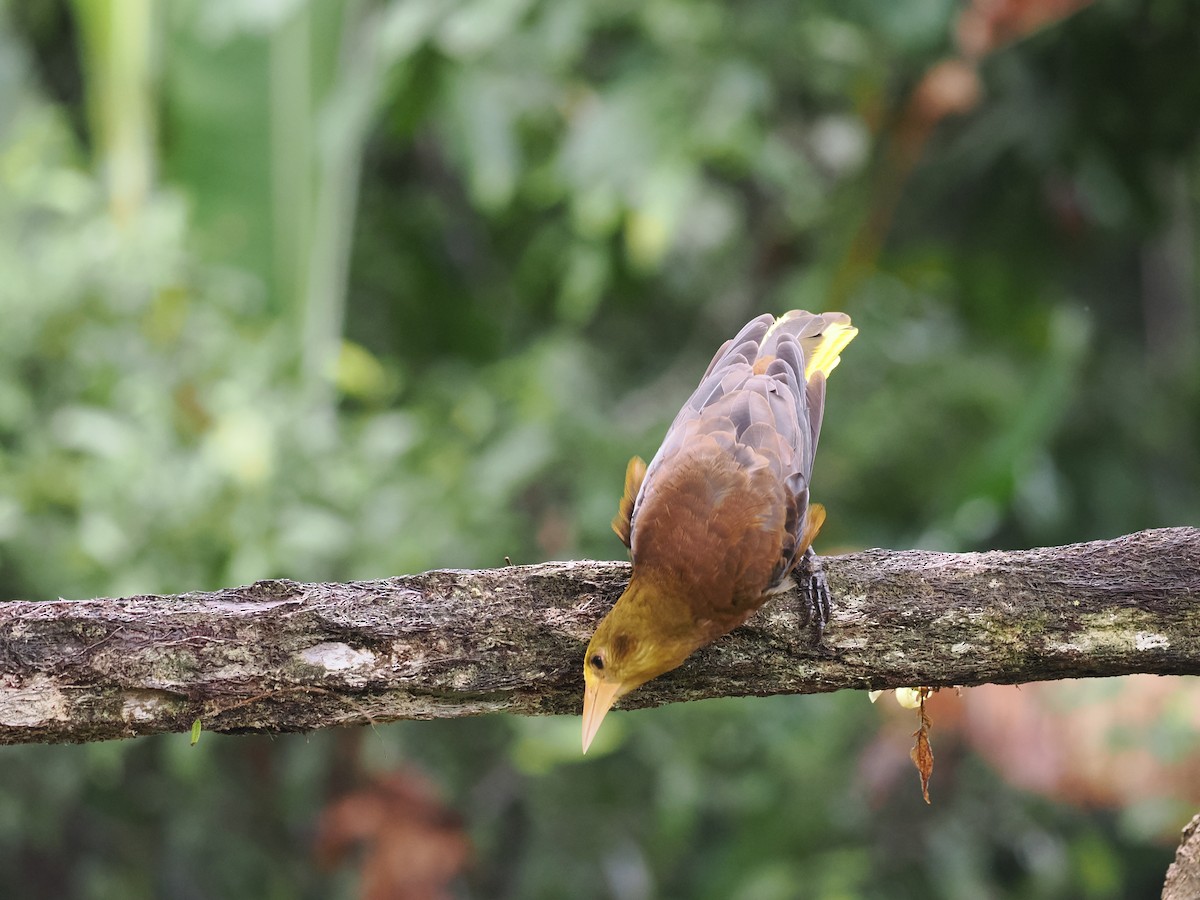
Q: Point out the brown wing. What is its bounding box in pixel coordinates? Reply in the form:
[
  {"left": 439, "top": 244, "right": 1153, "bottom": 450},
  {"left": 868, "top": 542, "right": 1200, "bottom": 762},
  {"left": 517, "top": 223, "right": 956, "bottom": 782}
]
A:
[
  {"left": 629, "top": 311, "right": 854, "bottom": 607},
  {"left": 611, "top": 456, "right": 647, "bottom": 549}
]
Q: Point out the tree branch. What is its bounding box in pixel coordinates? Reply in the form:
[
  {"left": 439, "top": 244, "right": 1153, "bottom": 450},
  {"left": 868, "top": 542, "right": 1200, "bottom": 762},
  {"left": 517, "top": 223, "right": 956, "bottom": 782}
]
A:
[
  {"left": 1163, "top": 813, "right": 1200, "bottom": 900},
  {"left": 1, "top": 527, "right": 1197, "bottom": 745}
]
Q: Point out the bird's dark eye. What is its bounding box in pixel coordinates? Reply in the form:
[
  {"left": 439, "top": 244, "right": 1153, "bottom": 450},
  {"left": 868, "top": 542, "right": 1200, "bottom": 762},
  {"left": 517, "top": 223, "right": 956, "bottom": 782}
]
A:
[{"left": 590, "top": 654, "right": 605, "bottom": 671}]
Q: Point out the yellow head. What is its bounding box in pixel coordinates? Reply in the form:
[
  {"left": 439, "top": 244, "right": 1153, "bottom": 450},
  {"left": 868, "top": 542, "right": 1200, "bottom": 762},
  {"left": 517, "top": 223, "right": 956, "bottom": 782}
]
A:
[{"left": 581, "top": 579, "right": 699, "bottom": 753}]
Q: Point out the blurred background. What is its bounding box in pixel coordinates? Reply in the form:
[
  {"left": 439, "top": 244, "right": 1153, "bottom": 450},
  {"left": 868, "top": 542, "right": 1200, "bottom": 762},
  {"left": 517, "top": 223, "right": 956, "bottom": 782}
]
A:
[{"left": 0, "top": 0, "right": 1198, "bottom": 897}]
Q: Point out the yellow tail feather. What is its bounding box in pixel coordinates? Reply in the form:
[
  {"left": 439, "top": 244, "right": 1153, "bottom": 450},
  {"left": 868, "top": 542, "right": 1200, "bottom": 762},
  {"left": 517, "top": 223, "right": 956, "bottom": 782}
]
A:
[{"left": 804, "top": 323, "right": 858, "bottom": 380}]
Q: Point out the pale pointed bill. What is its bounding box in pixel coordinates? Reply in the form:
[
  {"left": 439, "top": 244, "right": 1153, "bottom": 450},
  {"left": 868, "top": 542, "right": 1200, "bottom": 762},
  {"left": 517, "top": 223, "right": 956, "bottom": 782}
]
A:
[{"left": 581, "top": 678, "right": 624, "bottom": 753}]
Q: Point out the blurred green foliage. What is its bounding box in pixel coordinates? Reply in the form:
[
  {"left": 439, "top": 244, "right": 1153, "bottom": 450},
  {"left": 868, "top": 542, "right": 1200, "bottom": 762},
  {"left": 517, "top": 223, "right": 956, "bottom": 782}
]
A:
[{"left": 0, "top": 0, "right": 1197, "bottom": 897}]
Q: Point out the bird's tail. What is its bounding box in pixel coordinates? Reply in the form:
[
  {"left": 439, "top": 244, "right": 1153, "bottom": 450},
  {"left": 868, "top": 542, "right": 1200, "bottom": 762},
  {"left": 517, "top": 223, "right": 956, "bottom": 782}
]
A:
[{"left": 763, "top": 310, "right": 858, "bottom": 380}]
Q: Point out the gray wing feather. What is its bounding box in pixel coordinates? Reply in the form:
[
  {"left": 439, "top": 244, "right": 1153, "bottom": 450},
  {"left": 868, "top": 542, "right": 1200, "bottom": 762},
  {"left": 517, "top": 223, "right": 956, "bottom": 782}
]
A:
[{"left": 631, "top": 310, "right": 843, "bottom": 583}]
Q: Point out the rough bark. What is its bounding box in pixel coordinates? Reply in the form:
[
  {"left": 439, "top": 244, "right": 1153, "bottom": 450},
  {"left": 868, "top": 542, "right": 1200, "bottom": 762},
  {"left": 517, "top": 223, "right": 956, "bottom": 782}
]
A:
[
  {"left": 1163, "top": 814, "right": 1200, "bottom": 900},
  {"left": 0, "top": 526, "right": 1197, "bottom": 746}
]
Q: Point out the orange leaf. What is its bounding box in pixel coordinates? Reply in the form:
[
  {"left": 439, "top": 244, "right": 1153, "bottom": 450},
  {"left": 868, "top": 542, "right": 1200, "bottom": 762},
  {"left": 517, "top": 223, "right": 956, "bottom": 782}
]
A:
[
  {"left": 315, "top": 769, "right": 471, "bottom": 900},
  {"left": 957, "top": 0, "right": 1095, "bottom": 59}
]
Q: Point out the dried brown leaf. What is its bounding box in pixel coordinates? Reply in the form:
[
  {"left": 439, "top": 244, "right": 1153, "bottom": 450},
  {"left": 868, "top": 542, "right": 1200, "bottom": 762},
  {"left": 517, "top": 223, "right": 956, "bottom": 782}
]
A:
[{"left": 910, "top": 688, "right": 935, "bottom": 804}]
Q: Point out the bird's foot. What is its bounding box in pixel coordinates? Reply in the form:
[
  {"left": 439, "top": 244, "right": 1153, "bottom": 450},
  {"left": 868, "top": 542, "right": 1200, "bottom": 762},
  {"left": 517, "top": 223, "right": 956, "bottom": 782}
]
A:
[{"left": 797, "top": 547, "right": 831, "bottom": 646}]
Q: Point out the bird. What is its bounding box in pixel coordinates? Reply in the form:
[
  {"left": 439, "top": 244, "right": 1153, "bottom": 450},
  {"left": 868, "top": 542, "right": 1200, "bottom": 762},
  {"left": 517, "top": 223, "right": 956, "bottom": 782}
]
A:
[{"left": 582, "top": 310, "right": 857, "bottom": 753}]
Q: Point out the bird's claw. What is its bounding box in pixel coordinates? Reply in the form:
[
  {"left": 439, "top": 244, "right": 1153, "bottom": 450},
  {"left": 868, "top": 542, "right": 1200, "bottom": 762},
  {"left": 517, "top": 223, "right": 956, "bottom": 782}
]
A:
[{"left": 797, "top": 547, "right": 831, "bottom": 646}]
